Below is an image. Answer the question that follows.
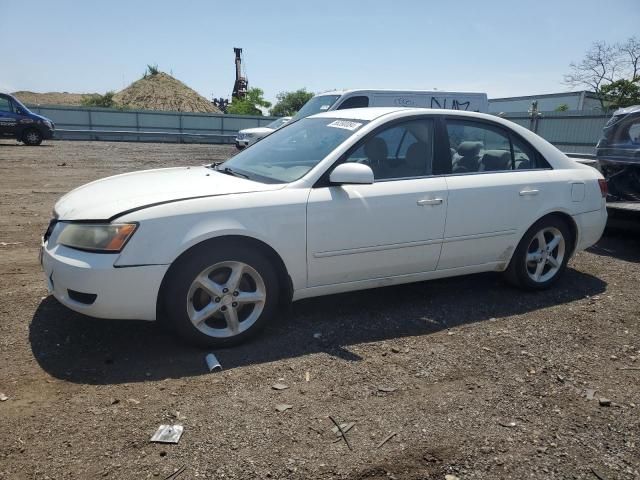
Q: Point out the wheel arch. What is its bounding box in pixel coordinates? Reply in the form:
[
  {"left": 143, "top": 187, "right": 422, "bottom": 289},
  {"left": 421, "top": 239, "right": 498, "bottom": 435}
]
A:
[
  {"left": 505, "top": 210, "right": 579, "bottom": 268},
  {"left": 156, "top": 234, "right": 293, "bottom": 322},
  {"left": 20, "top": 125, "right": 41, "bottom": 138}
]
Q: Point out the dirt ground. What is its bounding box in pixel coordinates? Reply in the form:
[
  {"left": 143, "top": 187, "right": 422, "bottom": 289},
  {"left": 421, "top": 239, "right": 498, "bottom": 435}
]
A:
[{"left": 0, "top": 139, "right": 639, "bottom": 480}]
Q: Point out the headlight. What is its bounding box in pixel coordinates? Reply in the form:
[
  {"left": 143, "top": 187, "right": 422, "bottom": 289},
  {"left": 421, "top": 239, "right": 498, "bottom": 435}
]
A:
[
  {"left": 56, "top": 223, "right": 137, "bottom": 252},
  {"left": 43, "top": 120, "right": 52, "bottom": 128},
  {"left": 245, "top": 133, "right": 255, "bottom": 138},
  {"left": 236, "top": 133, "right": 245, "bottom": 139}
]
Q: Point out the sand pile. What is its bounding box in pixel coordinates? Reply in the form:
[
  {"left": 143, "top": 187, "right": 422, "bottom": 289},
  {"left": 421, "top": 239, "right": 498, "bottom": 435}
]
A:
[
  {"left": 113, "top": 72, "right": 220, "bottom": 113},
  {"left": 12, "top": 91, "right": 95, "bottom": 106}
]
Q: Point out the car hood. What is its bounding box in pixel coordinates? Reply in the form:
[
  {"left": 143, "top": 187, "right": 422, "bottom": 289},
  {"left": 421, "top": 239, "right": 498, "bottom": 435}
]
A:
[
  {"left": 239, "top": 127, "right": 273, "bottom": 135},
  {"left": 54, "top": 166, "right": 283, "bottom": 221}
]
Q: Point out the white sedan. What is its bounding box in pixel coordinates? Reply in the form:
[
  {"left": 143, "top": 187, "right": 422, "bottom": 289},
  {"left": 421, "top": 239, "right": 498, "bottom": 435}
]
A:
[
  {"left": 42, "top": 108, "right": 607, "bottom": 346},
  {"left": 235, "top": 116, "right": 291, "bottom": 149}
]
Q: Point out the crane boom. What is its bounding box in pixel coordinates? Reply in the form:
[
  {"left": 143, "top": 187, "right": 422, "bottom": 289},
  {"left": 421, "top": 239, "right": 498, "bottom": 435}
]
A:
[{"left": 232, "top": 47, "right": 248, "bottom": 99}]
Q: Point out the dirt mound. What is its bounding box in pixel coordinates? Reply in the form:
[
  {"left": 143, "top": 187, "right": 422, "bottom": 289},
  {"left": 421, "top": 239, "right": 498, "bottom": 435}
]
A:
[
  {"left": 113, "top": 72, "right": 220, "bottom": 113},
  {"left": 12, "top": 91, "right": 95, "bottom": 107}
]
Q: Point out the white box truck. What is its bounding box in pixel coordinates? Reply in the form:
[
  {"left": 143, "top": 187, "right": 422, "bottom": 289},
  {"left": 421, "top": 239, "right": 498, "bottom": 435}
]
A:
[{"left": 291, "top": 89, "right": 488, "bottom": 121}]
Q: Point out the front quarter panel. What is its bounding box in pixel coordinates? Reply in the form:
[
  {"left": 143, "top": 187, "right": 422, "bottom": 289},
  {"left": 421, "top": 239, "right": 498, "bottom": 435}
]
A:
[{"left": 114, "top": 188, "right": 310, "bottom": 291}]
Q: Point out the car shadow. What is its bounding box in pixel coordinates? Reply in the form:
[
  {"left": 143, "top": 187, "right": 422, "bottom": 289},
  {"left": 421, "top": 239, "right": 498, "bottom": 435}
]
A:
[
  {"left": 587, "top": 226, "right": 640, "bottom": 263},
  {"left": 0, "top": 143, "right": 54, "bottom": 148},
  {"left": 30, "top": 268, "right": 607, "bottom": 385}
]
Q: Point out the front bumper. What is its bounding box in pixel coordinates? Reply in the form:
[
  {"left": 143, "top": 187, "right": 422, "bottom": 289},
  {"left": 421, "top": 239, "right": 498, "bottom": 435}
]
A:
[{"left": 41, "top": 241, "right": 168, "bottom": 321}]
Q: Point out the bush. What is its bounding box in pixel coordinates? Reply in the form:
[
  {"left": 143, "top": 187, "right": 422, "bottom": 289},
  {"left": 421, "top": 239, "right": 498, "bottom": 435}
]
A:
[
  {"left": 81, "top": 91, "right": 117, "bottom": 108},
  {"left": 143, "top": 64, "right": 160, "bottom": 78}
]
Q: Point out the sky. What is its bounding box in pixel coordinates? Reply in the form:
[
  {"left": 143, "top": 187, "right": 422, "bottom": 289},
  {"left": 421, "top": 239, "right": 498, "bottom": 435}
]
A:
[{"left": 1, "top": 0, "right": 639, "bottom": 104}]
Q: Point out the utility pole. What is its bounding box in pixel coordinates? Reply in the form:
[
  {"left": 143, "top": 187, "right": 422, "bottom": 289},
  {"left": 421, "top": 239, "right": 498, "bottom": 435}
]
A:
[{"left": 528, "top": 100, "right": 542, "bottom": 133}]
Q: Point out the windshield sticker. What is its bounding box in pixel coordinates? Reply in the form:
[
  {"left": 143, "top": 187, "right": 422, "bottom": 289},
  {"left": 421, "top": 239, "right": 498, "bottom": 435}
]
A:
[
  {"left": 327, "top": 120, "right": 363, "bottom": 131},
  {"left": 319, "top": 105, "right": 330, "bottom": 110}
]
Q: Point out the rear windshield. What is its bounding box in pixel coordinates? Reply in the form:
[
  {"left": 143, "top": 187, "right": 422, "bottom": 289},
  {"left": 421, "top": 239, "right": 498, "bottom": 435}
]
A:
[{"left": 290, "top": 95, "right": 340, "bottom": 121}]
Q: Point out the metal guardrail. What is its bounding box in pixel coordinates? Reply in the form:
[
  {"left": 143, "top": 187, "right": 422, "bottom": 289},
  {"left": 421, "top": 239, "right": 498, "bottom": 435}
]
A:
[
  {"left": 55, "top": 128, "right": 237, "bottom": 143},
  {"left": 28, "top": 104, "right": 276, "bottom": 144}
]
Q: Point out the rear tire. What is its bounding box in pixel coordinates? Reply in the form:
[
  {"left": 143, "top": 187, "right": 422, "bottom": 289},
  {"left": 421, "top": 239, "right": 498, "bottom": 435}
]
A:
[
  {"left": 163, "top": 244, "right": 280, "bottom": 347},
  {"left": 504, "top": 216, "right": 572, "bottom": 290},
  {"left": 22, "top": 129, "right": 43, "bottom": 146}
]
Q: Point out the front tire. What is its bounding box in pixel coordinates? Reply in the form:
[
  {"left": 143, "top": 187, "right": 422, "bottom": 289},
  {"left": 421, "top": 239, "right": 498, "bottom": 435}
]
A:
[
  {"left": 22, "top": 129, "right": 43, "bottom": 146},
  {"left": 505, "top": 216, "right": 572, "bottom": 290},
  {"left": 163, "top": 244, "right": 280, "bottom": 347}
]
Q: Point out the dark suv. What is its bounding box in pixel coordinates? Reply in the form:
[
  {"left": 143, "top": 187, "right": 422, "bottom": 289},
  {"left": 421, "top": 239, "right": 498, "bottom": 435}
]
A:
[
  {"left": 595, "top": 105, "right": 640, "bottom": 201},
  {"left": 0, "top": 93, "right": 55, "bottom": 145}
]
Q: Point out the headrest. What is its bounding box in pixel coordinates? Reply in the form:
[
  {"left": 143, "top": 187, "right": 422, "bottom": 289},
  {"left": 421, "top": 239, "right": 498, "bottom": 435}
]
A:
[
  {"left": 364, "top": 137, "right": 388, "bottom": 162},
  {"left": 481, "top": 150, "right": 511, "bottom": 171},
  {"left": 406, "top": 142, "right": 428, "bottom": 168},
  {"left": 456, "top": 141, "right": 483, "bottom": 157}
]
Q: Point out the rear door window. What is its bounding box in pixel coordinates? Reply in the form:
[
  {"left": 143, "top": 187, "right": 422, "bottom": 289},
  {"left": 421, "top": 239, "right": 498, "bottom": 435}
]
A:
[
  {"left": 445, "top": 119, "right": 547, "bottom": 173},
  {"left": 446, "top": 120, "right": 512, "bottom": 173}
]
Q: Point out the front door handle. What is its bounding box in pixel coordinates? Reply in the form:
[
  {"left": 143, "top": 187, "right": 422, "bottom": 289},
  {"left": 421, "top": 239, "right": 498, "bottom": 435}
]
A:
[
  {"left": 519, "top": 189, "right": 539, "bottom": 196},
  {"left": 417, "top": 198, "right": 443, "bottom": 206}
]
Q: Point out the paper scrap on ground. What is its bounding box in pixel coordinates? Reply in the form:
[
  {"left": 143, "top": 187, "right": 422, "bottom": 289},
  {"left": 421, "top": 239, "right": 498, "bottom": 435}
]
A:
[{"left": 150, "top": 425, "right": 184, "bottom": 444}]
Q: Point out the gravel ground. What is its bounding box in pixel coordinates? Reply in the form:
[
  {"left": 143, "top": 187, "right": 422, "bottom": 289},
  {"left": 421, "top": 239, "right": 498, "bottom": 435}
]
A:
[{"left": 0, "top": 140, "right": 639, "bottom": 480}]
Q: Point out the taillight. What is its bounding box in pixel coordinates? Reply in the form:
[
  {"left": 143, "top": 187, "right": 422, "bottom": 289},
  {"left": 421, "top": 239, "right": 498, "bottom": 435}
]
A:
[{"left": 598, "top": 179, "right": 608, "bottom": 198}]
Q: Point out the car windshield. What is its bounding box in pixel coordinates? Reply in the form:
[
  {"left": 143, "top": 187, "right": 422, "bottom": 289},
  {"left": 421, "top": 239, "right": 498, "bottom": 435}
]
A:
[
  {"left": 266, "top": 117, "right": 290, "bottom": 129},
  {"left": 220, "top": 117, "right": 368, "bottom": 183},
  {"left": 290, "top": 95, "right": 341, "bottom": 121}
]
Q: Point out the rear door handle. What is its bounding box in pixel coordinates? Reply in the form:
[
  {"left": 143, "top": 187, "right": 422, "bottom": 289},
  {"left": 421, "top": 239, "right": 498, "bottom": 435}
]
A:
[
  {"left": 519, "top": 189, "right": 539, "bottom": 196},
  {"left": 417, "top": 198, "right": 443, "bottom": 206}
]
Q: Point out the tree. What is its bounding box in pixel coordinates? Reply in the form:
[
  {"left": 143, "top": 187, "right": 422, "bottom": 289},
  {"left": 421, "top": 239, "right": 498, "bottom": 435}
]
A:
[
  {"left": 227, "top": 88, "right": 271, "bottom": 116},
  {"left": 554, "top": 103, "right": 569, "bottom": 112},
  {"left": 564, "top": 37, "right": 640, "bottom": 110},
  {"left": 600, "top": 79, "right": 640, "bottom": 109},
  {"left": 270, "top": 89, "right": 314, "bottom": 117}
]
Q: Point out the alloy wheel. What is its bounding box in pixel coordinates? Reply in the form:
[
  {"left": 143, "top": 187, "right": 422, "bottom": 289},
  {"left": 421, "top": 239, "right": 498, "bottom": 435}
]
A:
[
  {"left": 26, "top": 131, "right": 40, "bottom": 144},
  {"left": 186, "top": 261, "right": 266, "bottom": 338},
  {"left": 525, "top": 227, "right": 566, "bottom": 283}
]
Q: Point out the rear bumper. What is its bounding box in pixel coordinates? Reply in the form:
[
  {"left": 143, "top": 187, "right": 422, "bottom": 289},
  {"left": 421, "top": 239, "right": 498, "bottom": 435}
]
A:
[
  {"left": 41, "top": 241, "right": 168, "bottom": 321},
  {"left": 574, "top": 206, "right": 607, "bottom": 252}
]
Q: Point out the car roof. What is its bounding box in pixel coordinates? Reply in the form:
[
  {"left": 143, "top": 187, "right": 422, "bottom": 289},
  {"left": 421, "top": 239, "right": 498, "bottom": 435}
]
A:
[
  {"left": 613, "top": 105, "right": 640, "bottom": 115},
  {"left": 309, "top": 107, "right": 501, "bottom": 122},
  {"left": 317, "top": 89, "right": 486, "bottom": 96}
]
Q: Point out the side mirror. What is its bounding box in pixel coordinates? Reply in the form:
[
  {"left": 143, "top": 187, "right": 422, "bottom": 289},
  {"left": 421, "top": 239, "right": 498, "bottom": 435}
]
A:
[
  {"left": 329, "top": 162, "right": 374, "bottom": 185},
  {"left": 15, "top": 107, "right": 25, "bottom": 115}
]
